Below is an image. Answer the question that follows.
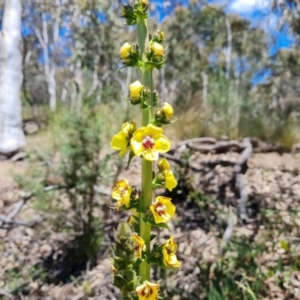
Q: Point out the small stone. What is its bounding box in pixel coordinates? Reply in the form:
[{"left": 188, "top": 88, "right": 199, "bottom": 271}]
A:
[
  {"left": 40, "top": 244, "right": 52, "bottom": 258},
  {"left": 41, "top": 284, "right": 49, "bottom": 293},
  {"left": 0, "top": 229, "right": 7, "bottom": 238},
  {"left": 25, "top": 228, "right": 34, "bottom": 237},
  {"left": 30, "top": 281, "right": 39, "bottom": 290}
]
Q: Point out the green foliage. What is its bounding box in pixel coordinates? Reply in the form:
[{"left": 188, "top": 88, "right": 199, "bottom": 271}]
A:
[
  {"left": 197, "top": 240, "right": 266, "bottom": 300},
  {"left": 16, "top": 104, "right": 115, "bottom": 264},
  {"left": 6, "top": 266, "right": 46, "bottom": 295}
]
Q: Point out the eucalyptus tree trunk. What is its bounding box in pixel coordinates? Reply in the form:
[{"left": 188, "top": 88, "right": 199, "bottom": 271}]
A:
[
  {"left": 35, "top": 0, "right": 61, "bottom": 111},
  {"left": 0, "top": 0, "right": 26, "bottom": 154}
]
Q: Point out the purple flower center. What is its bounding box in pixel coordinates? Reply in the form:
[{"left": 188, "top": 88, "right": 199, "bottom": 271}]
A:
[{"left": 142, "top": 135, "right": 155, "bottom": 149}]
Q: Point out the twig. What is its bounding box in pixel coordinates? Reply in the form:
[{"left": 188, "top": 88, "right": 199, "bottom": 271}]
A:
[
  {"left": 0, "top": 289, "right": 14, "bottom": 299},
  {"left": 0, "top": 217, "right": 42, "bottom": 227},
  {"left": 187, "top": 140, "right": 243, "bottom": 153},
  {"left": 219, "top": 211, "right": 236, "bottom": 255},
  {"left": 176, "top": 137, "right": 217, "bottom": 147},
  {"left": 0, "top": 185, "right": 64, "bottom": 228},
  {"left": 160, "top": 152, "right": 184, "bottom": 166}
]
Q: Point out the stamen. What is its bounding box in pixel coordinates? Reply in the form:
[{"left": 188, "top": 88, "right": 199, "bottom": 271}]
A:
[
  {"left": 155, "top": 203, "right": 166, "bottom": 216},
  {"left": 142, "top": 135, "right": 155, "bottom": 149}
]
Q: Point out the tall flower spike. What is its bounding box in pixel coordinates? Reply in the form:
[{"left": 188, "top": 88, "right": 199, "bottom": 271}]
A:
[
  {"left": 130, "top": 124, "right": 170, "bottom": 161},
  {"left": 111, "top": 121, "right": 136, "bottom": 157},
  {"left": 150, "top": 196, "right": 176, "bottom": 224},
  {"left": 136, "top": 281, "right": 160, "bottom": 300}
]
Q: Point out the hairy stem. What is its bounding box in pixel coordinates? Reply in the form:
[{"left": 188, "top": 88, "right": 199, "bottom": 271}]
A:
[{"left": 137, "top": 16, "right": 153, "bottom": 282}]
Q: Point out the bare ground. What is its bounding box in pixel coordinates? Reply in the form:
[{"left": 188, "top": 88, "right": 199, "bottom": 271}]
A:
[{"left": 0, "top": 149, "right": 300, "bottom": 299}]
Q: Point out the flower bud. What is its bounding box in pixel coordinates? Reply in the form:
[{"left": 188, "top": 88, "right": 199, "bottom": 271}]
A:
[
  {"left": 129, "top": 80, "right": 144, "bottom": 101},
  {"left": 140, "top": 0, "right": 149, "bottom": 5},
  {"left": 162, "top": 102, "right": 173, "bottom": 120},
  {"left": 151, "top": 42, "right": 164, "bottom": 57},
  {"left": 120, "top": 42, "right": 132, "bottom": 59},
  {"left": 152, "top": 29, "right": 165, "bottom": 43}
]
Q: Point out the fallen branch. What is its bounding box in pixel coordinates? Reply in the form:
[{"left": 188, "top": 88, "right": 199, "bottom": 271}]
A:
[
  {"left": 0, "top": 217, "right": 42, "bottom": 228},
  {"left": 187, "top": 140, "right": 243, "bottom": 154},
  {"left": 0, "top": 289, "right": 14, "bottom": 299},
  {"left": 231, "top": 138, "right": 253, "bottom": 221},
  {"left": 176, "top": 137, "right": 217, "bottom": 147},
  {"left": 0, "top": 185, "right": 64, "bottom": 228}
]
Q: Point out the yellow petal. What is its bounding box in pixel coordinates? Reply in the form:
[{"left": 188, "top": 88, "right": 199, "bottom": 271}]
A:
[
  {"left": 143, "top": 149, "right": 158, "bottom": 161},
  {"left": 122, "top": 121, "right": 136, "bottom": 135},
  {"left": 133, "top": 234, "right": 145, "bottom": 259},
  {"left": 158, "top": 158, "right": 170, "bottom": 171},
  {"left": 111, "top": 179, "right": 132, "bottom": 208},
  {"left": 150, "top": 196, "right": 176, "bottom": 224},
  {"left": 131, "top": 127, "right": 146, "bottom": 156},
  {"left": 151, "top": 42, "right": 164, "bottom": 57},
  {"left": 163, "top": 249, "right": 181, "bottom": 268},
  {"left": 111, "top": 132, "right": 128, "bottom": 157},
  {"left": 129, "top": 80, "right": 144, "bottom": 100},
  {"left": 164, "top": 171, "right": 177, "bottom": 191},
  {"left": 120, "top": 42, "right": 131, "bottom": 59},
  {"left": 145, "top": 124, "right": 163, "bottom": 136},
  {"left": 162, "top": 102, "right": 173, "bottom": 120},
  {"left": 153, "top": 135, "right": 170, "bottom": 153},
  {"left": 162, "top": 236, "right": 181, "bottom": 268},
  {"left": 136, "top": 281, "right": 160, "bottom": 300}
]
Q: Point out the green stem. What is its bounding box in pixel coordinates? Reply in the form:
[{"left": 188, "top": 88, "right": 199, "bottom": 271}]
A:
[
  {"left": 137, "top": 17, "right": 148, "bottom": 59},
  {"left": 121, "top": 287, "right": 128, "bottom": 299},
  {"left": 137, "top": 16, "right": 153, "bottom": 282}
]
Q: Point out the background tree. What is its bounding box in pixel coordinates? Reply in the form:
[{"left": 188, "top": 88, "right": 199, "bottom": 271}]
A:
[{"left": 0, "top": 0, "right": 26, "bottom": 154}]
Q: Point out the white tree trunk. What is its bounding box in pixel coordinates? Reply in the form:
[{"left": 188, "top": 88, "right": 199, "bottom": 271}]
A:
[
  {"left": 35, "top": 0, "right": 61, "bottom": 111},
  {"left": 0, "top": 0, "right": 26, "bottom": 154}
]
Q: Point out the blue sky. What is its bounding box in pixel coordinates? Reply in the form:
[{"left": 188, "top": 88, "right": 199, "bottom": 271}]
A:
[
  {"left": 150, "top": 0, "right": 293, "bottom": 52},
  {"left": 227, "top": 0, "right": 294, "bottom": 51},
  {"left": 149, "top": 0, "right": 293, "bottom": 84}
]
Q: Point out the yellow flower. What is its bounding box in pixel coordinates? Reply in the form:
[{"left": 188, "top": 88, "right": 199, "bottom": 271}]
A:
[
  {"left": 111, "top": 178, "right": 132, "bottom": 209},
  {"left": 158, "top": 158, "right": 177, "bottom": 191},
  {"left": 151, "top": 42, "right": 164, "bottom": 57},
  {"left": 150, "top": 196, "right": 176, "bottom": 224},
  {"left": 120, "top": 42, "right": 132, "bottom": 59},
  {"left": 130, "top": 124, "right": 170, "bottom": 161},
  {"left": 162, "top": 102, "right": 173, "bottom": 120},
  {"left": 129, "top": 80, "right": 144, "bottom": 101},
  {"left": 162, "top": 236, "right": 181, "bottom": 268},
  {"left": 136, "top": 281, "right": 160, "bottom": 300},
  {"left": 133, "top": 234, "right": 145, "bottom": 259},
  {"left": 111, "top": 121, "right": 136, "bottom": 157}
]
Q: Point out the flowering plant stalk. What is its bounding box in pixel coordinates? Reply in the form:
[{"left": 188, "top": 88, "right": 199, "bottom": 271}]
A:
[{"left": 111, "top": 1, "right": 180, "bottom": 299}]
